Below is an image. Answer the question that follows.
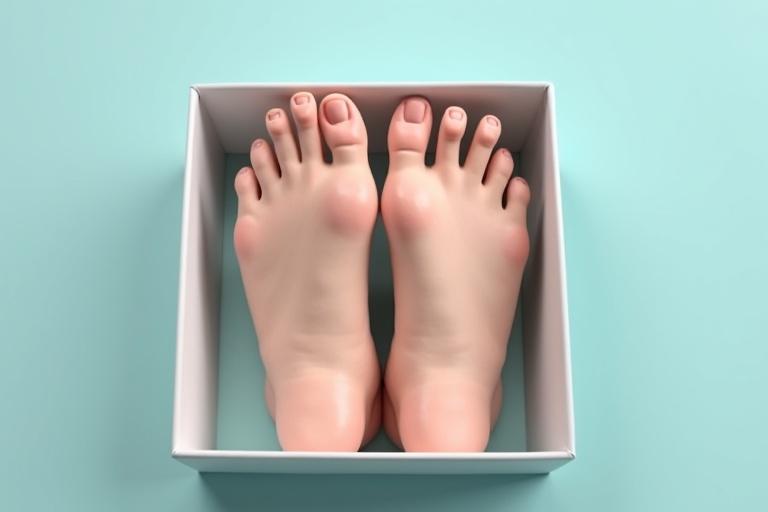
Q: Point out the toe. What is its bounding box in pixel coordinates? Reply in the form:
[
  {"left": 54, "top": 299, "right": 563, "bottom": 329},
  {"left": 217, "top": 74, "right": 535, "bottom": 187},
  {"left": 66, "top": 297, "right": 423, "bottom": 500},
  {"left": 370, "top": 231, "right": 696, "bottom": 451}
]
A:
[
  {"left": 265, "top": 108, "right": 300, "bottom": 175},
  {"left": 290, "top": 92, "right": 323, "bottom": 164},
  {"left": 234, "top": 166, "right": 260, "bottom": 214},
  {"left": 387, "top": 97, "right": 432, "bottom": 169},
  {"left": 505, "top": 176, "right": 531, "bottom": 222},
  {"left": 250, "top": 138, "right": 279, "bottom": 198},
  {"left": 318, "top": 93, "right": 368, "bottom": 166},
  {"left": 464, "top": 115, "right": 502, "bottom": 178},
  {"left": 484, "top": 148, "right": 514, "bottom": 203},
  {"left": 434, "top": 106, "right": 467, "bottom": 168}
]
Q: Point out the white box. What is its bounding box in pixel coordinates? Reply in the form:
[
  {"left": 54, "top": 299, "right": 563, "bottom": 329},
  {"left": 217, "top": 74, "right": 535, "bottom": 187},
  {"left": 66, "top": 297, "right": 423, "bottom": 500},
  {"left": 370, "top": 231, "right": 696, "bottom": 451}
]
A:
[{"left": 172, "top": 83, "right": 574, "bottom": 474}]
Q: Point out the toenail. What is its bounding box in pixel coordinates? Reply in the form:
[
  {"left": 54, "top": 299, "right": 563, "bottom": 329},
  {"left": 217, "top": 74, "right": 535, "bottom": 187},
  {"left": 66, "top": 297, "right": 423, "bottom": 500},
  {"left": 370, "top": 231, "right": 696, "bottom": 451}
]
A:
[
  {"left": 448, "top": 108, "right": 464, "bottom": 120},
  {"left": 501, "top": 148, "right": 511, "bottom": 157},
  {"left": 268, "top": 110, "right": 281, "bottom": 120},
  {"left": 324, "top": 98, "right": 350, "bottom": 124},
  {"left": 294, "top": 94, "right": 310, "bottom": 105},
  {"left": 514, "top": 176, "right": 527, "bottom": 185},
  {"left": 404, "top": 98, "right": 427, "bottom": 123},
  {"left": 486, "top": 116, "right": 500, "bottom": 127},
  {"left": 253, "top": 139, "right": 264, "bottom": 148}
]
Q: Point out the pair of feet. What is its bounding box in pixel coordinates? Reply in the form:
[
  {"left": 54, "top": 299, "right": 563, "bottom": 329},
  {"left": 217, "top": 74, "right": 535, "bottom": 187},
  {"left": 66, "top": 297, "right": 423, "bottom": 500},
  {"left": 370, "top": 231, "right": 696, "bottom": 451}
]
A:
[{"left": 234, "top": 93, "right": 530, "bottom": 452}]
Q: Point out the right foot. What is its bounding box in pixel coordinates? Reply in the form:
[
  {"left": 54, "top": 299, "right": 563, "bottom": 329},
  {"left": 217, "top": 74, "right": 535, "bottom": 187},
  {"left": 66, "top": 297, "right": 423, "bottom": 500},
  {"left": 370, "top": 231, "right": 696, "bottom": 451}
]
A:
[
  {"left": 234, "top": 92, "right": 381, "bottom": 451},
  {"left": 382, "top": 97, "right": 531, "bottom": 451}
]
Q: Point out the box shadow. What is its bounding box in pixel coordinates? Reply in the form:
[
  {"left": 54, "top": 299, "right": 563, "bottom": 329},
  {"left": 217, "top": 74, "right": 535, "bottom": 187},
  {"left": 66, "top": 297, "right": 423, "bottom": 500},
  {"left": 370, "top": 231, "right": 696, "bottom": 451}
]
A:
[{"left": 199, "top": 472, "right": 548, "bottom": 511}]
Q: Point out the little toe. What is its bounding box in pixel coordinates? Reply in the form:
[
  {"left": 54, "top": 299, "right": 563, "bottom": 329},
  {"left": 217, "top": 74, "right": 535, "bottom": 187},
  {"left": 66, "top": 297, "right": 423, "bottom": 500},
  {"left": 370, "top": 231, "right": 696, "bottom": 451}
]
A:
[
  {"left": 234, "top": 166, "right": 260, "bottom": 214},
  {"left": 387, "top": 97, "right": 433, "bottom": 169},
  {"left": 250, "top": 138, "right": 279, "bottom": 198},
  {"left": 505, "top": 176, "right": 531, "bottom": 222},
  {"left": 290, "top": 92, "right": 323, "bottom": 164},
  {"left": 484, "top": 148, "right": 515, "bottom": 202},
  {"left": 464, "top": 115, "right": 502, "bottom": 178},
  {"left": 265, "top": 108, "right": 300, "bottom": 175},
  {"left": 434, "top": 107, "right": 467, "bottom": 168},
  {"left": 318, "top": 93, "right": 368, "bottom": 166}
]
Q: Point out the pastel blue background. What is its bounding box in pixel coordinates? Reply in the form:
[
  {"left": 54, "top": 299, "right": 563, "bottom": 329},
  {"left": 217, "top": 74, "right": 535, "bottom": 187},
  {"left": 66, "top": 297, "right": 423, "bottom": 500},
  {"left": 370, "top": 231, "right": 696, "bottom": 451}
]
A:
[{"left": 1, "top": 0, "right": 766, "bottom": 510}]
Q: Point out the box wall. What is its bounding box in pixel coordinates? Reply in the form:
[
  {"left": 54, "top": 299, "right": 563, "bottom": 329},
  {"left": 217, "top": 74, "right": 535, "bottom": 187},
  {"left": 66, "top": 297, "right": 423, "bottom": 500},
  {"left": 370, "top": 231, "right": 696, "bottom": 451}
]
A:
[
  {"left": 173, "top": 89, "right": 226, "bottom": 451},
  {"left": 519, "top": 86, "right": 575, "bottom": 453},
  {"left": 194, "top": 83, "right": 548, "bottom": 153}
]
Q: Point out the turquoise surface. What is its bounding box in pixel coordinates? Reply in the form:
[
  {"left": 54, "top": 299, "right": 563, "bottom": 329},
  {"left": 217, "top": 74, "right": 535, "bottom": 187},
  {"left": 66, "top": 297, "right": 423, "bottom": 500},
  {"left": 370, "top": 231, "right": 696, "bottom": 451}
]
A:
[{"left": 1, "top": 0, "right": 766, "bottom": 510}]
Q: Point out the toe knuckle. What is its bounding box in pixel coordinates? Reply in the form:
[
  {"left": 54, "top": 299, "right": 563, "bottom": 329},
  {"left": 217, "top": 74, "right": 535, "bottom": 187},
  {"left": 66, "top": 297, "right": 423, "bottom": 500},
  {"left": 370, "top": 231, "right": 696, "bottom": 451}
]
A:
[
  {"left": 503, "top": 225, "right": 530, "bottom": 264},
  {"left": 479, "top": 132, "right": 499, "bottom": 147},
  {"left": 234, "top": 173, "right": 248, "bottom": 190},
  {"left": 233, "top": 216, "right": 262, "bottom": 259},
  {"left": 268, "top": 122, "right": 289, "bottom": 135},
  {"left": 443, "top": 124, "right": 464, "bottom": 140},
  {"left": 295, "top": 112, "right": 316, "bottom": 128},
  {"left": 323, "top": 177, "right": 377, "bottom": 234},
  {"left": 513, "top": 179, "right": 531, "bottom": 200}
]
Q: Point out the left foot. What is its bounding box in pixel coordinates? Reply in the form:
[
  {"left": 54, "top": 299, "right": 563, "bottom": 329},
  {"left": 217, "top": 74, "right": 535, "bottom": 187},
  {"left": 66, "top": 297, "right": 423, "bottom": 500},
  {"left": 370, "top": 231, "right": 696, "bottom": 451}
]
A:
[{"left": 381, "top": 97, "right": 531, "bottom": 451}]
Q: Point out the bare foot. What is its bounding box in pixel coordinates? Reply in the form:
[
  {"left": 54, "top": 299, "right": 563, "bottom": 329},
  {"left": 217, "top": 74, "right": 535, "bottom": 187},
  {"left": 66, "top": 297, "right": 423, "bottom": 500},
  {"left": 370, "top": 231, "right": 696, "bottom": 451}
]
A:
[
  {"left": 234, "top": 92, "right": 380, "bottom": 451},
  {"left": 381, "top": 97, "right": 531, "bottom": 451}
]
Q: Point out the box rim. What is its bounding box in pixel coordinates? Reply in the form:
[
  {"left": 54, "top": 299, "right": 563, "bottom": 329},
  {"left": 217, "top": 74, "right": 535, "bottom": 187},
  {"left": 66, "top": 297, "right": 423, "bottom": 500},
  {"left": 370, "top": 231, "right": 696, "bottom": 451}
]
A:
[
  {"left": 544, "top": 84, "right": 576, "bottom": 457},
  {"left": 172, "top": 448, "right": 574, "bottom": 461},
  {"left": 191, "top": 81, "right": 554, "bottom": 92},
  {"left": 173, "top": 81, "right": 575, "bottom": 464},
  {"left": 172, "top": 87, "right": 200, "bottom": 452}
]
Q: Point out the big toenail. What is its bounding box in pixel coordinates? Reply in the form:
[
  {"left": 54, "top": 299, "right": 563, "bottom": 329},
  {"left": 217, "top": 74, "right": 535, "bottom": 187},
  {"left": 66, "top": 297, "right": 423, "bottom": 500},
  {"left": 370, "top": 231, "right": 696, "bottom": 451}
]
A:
[
  {"left": 449, "top": 109, "right": 464, "bottom": 120},
  {"left": 294, "top": 94, "right": 310, "bottom": 105},
  {"left": 486, "top": 116, "right": 500, "bottom": 126},
  {"left": 324, "top": 99, "right": 350, "bottom": 124},
  {"left": 268, "top": 110, "right": 281, "bottom": 120},
  {"left": 404, "top": 98, "right": 427, "bottom": 123}
]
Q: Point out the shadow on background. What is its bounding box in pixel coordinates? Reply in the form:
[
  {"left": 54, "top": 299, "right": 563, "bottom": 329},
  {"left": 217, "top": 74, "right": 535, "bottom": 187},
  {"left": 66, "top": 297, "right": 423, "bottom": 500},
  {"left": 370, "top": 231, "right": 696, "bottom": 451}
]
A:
[
  {"left": 110, "top": 162, "right": 188, "bottom": 481},
  {"left": 199, "top": 472, "right": 549, "bottom": 511}
]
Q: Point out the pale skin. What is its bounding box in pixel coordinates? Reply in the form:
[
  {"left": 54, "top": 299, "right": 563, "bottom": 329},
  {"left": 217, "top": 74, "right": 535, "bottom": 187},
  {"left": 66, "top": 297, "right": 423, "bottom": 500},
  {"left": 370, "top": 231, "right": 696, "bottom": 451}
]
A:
[{"left": 233, "top": 92, "right": 530, "bottom": 452}]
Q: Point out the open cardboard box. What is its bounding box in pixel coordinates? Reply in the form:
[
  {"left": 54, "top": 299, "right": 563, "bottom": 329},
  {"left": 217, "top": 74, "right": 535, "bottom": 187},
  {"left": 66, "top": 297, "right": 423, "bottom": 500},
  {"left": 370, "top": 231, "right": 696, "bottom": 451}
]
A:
[{"left": 172, "top": 83, "right": 574, "bottom": 474}]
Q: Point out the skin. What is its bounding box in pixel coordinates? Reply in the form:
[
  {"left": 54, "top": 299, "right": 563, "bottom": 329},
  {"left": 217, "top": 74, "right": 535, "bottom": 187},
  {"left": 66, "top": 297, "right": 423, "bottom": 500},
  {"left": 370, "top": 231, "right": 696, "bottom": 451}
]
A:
[
  {"left": 233, "top": 92, "right": 381, "bottom": 451},
  {"left": 381, "top": 97, "right": 531, "bottom": 451},
  {"left": 233, "top": 93, "right": 530, "bottom": 452}
]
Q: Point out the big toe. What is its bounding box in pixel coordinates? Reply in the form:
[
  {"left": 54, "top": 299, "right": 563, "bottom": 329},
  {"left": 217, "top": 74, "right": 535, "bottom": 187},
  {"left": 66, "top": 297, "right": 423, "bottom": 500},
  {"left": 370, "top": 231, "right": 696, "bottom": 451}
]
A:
[
  {"left": 387, "top": 97, "right": 432, "bottom": 169},
  {"left": 319, "top": 93, "right": 368, "bottom": 166}
]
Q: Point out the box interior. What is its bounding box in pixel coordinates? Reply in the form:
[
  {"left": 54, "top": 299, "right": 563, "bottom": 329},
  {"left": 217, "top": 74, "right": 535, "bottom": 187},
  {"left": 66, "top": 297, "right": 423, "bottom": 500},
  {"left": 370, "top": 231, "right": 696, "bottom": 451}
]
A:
[{"left": 173, "top": 84, "right": 573, "bottom": 472}]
